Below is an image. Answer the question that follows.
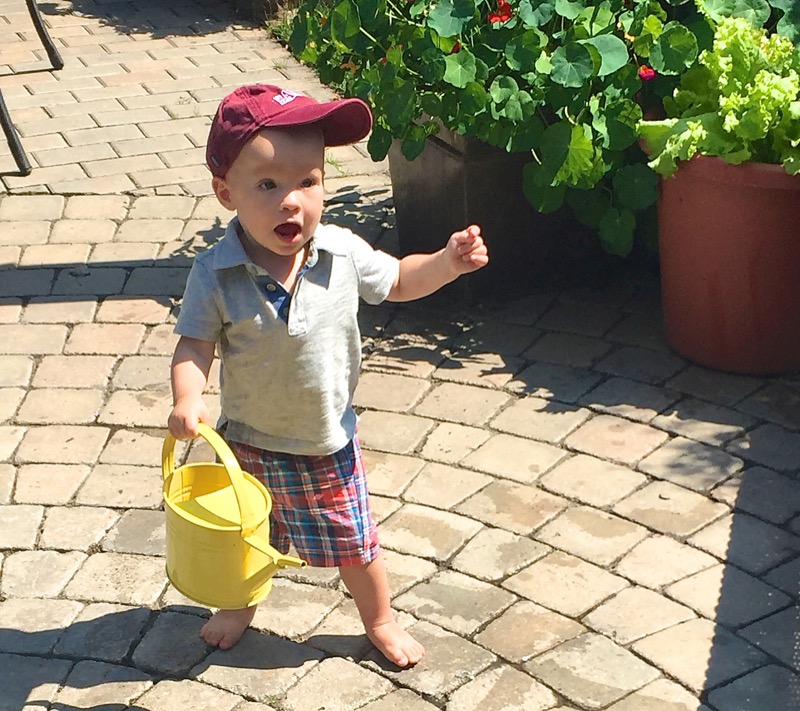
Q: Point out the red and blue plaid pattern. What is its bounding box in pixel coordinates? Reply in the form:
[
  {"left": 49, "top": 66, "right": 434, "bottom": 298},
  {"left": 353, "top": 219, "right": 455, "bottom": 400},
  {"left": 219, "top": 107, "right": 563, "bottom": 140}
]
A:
[{"left": 229, "top": 437, "right": 380, "bottom": 567}]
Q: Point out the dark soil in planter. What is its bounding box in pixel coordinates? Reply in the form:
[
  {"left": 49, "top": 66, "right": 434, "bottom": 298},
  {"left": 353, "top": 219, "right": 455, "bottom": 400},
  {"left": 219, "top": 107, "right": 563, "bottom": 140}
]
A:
[{"left": 388, "top": 130, "right": 617, "bottom": 304}]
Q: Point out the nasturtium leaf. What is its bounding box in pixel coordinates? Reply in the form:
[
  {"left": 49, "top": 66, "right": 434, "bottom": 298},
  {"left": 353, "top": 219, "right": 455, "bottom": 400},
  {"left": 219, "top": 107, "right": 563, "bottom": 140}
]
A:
[
  {"left": 702, "top": 0, "right": 771, "bottom": 26},
  {"left": 518, "top": 0, "right": 555, "bottom": 28},
  {"left": 777, "top": 10, "right": 800, "bottom": 44},
  {"left": 444, "top": 48, "right": 477, "bottom": 87},
  {"left": 331, "top": 0, "right": 360, "bottom": 45},
  {"left": 564, "top": 186, "right": 611, "bottom": 228},
  {"left": 358, "top": 0, "right": 382, "bottom": 30},
  {"left": 367, "top": 123, "right": 393, "bottom": 161},
  {"left": 523, "top": 162, "right": 567, "bottom": 212},
  {"left": 290, "top": 12, "right": 311, "bottom": 57},
  {"left": 537, "top": 121, "right": 573, "bottom": 186},
  {"left": 475, "top": 56, "right": 490, "bottom": 82},
  {"left": 460, "top": 81, "right": 489, "bottom": 115},
  {"left": 612, "top": 163, "right": 659, "bottom": 211},
  {"left": 554, "top": 123, "right": 599, "bottom": 186},
  {"left": 535, "top": 52, "right": 553, "bottom": 74},
  {"left": 501, "top": 90, "right": 535, "bottom": 121},
  {"left": 581, "top": 35, "right": 630, "bottom": 77},
  {"left": 551, "top": 43, "right": 595, "bottom": 87},
  {"left": 505, "top": 30, "right": 546, "bottom": 71},
  {"left": 599, "top": 207, "right": 636, "bottom": 256},
  {"left": 508, "top": 116, "right": 545, "bottom": 151},
  {"left": 575, "top": 5, "right": 615, "bottom": 36},
  {"left": 385, "top": 80, "right": 417, "bottom": 127},
  {"left": 420, "top": 93, "right": 443, "bottom": 117},
  {"left": 427, "top": 0, "right": 475, "bottom": 38},
  {"left": 419, "top": 48, "right": 447, "bottom": 83},
  {"left": 479, "top": 120, "right": 514, "bottom": 148},
  {"left": 554, "top": 0, "right": 586, "bottom": 21},
  {"left": 409, "top": 0, "right": 428, "bottom": 17},
  {"left": 490, "top": 75, "right": 519, "bottom": 103},
  {"left": 650, "top": 23, "right": 698, "bottom": 75},
  {"left": 401, "top": 124, "right": 429, "bottom": 160},
  {"left": 386, "top": 46, "right": 404, "bottom": 67},
  {"left": 593, "top": 98, "right": 642, "bottom": 150}
]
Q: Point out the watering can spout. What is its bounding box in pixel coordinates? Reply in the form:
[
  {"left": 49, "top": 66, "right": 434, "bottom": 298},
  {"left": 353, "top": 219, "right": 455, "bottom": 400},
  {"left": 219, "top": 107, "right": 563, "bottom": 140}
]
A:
[
  {"left": 243, "top": 534, "right": 307, "bottom": 569},
  {"left": 278, "top": 553, "right": 307, "bottom": 570}
]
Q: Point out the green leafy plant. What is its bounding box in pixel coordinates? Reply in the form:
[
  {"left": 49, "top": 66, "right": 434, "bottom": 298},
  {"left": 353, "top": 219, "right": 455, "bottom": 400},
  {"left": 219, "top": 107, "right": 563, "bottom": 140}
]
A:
[
  {"left": 640, "top": 12, "right": 800, "bottom": 175},
  {"left": 697, "top": 0, "right": 800, "bottom": 44},
  {"left": 289, "top": 0, "right": 711, "bottom": 257}
]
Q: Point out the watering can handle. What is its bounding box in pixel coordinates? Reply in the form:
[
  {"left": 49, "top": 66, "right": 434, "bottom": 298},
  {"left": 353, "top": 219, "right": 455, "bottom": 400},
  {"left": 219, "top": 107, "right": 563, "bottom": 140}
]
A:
[{"left": 161, "top": 423, "right": 263, "bottom": 537}]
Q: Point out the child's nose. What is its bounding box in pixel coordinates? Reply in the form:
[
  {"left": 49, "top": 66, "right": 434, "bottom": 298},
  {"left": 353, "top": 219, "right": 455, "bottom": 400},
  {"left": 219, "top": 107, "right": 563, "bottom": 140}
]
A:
[{"left": 281, "top": 189, "right": 302, "bottom": 210}]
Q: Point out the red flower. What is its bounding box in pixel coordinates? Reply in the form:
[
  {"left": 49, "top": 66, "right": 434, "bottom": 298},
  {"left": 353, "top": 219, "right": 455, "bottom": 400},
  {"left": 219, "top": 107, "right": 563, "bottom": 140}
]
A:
[
  {"left": 638, "top": 65, "right": 657, "bottom": 82},
  {"left": 488, "top": 0, "right": 513, "bottom": 23},
  {"left": 451, "top": 41, "right": 462, "bottom": 54}
]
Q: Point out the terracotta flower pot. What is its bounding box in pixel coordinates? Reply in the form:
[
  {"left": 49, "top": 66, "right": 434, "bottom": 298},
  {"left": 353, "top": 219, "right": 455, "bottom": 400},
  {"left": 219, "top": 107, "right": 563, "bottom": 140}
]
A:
[{"left": 658, "top": 155, "right": 800, "bottom": 374}]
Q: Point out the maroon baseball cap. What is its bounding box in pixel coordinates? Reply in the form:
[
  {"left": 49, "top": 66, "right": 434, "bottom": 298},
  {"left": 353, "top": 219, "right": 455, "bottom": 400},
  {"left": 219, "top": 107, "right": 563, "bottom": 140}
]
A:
[{"left": 206, "top": 84, "right": 373, "bottom": 178}]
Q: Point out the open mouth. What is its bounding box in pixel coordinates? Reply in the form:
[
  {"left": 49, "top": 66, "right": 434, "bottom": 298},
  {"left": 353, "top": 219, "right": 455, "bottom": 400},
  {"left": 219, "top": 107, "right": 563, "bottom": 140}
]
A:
[{"left": 274, "top": 223, "right": 302, "bottom": 241}]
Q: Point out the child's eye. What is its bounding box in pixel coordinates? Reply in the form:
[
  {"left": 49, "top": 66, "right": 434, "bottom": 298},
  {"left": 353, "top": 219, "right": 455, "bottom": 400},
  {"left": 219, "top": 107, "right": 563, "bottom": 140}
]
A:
[
  {"left": 259, "top": 180, "right": 276, "bottom": 190},
  {"left": 300, "top": 178, "right": 316, "bottom": 188}
]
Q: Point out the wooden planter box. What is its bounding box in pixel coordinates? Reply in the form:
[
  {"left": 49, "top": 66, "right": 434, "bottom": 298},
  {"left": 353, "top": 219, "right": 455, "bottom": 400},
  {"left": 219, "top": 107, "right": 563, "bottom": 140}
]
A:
[
  {"left": 388, "top": 128, "right": 608, "bottom": 303},
  {"left": 235, "top": 0, "right": 279, "bottom": 21}
]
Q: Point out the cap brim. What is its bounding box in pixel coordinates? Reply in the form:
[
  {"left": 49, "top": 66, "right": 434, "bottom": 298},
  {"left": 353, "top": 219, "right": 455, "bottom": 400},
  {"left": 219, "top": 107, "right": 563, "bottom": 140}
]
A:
[{"left": 268, "top": 98, "right": 373, "bottom": 146}]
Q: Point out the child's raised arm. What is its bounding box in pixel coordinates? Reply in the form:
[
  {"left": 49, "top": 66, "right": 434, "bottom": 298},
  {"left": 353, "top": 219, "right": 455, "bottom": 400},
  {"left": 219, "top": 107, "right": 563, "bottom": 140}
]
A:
[
  {"left": 386, "top": 225, "right": 488, "bottom": 303},
  {"left": 169, "top": 335, "right": 216, "bottom": 439}
]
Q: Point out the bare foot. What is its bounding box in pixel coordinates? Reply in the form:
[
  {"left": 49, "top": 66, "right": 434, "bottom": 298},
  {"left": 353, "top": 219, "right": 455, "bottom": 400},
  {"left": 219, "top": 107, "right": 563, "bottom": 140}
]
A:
[
  {"left": 367, "top": 619, "right": 425, "bottom": 668},
  {"left": 200, "top": 607, "right": 256, "bottom": 650}
]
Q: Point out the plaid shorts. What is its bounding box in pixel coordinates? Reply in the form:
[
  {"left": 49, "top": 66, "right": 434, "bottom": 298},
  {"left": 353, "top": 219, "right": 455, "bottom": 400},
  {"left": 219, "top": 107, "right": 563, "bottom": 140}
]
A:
[{"left": 228, "top": 437, "right": 380, "bottom": 568}]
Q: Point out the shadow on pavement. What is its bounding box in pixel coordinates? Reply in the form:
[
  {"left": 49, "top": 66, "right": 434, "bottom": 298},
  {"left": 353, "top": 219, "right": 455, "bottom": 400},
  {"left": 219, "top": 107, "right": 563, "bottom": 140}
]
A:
[
  {"left": 0, "top": 604, "right": 334, "bottom": 709},
  {"left": 38, "top": 0, "right": 241, "bottom": 39},
  {"left": 701, "top": 467, "right": 800, "bottom": 710}
]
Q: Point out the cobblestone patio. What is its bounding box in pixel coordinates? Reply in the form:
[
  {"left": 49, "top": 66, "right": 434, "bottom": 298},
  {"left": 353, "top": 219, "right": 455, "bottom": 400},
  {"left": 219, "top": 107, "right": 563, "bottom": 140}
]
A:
[{"left": 1, "top": 0, "right": 798, "bottom": 709}]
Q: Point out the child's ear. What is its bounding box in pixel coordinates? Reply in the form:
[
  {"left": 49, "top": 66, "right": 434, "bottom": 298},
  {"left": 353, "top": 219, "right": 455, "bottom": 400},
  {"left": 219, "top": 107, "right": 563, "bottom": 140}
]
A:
[{"left": 212, "top": 176, "right": 235, "bottom": 210}]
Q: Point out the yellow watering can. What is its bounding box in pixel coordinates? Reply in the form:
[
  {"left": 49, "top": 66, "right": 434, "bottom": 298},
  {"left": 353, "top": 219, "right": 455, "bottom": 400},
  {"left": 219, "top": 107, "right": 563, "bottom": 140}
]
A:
[{"left": 161, "top": 423, "right": 306, "bottom": 609}]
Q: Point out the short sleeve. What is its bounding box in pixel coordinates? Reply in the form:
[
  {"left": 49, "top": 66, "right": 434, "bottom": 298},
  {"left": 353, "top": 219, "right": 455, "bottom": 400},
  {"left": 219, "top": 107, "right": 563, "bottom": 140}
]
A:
[
  {"left": 174, "top": 257, "right": 223, "bottom": 342},
  {"left": 346, "top": 232, "right": 400, "bottom": 305}
]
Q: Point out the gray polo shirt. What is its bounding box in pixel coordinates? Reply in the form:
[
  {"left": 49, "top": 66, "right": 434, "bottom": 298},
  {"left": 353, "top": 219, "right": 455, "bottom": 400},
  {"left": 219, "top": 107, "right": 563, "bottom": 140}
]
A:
[{"left": 175, "top": 218, "right": 400, "bottom": 455}]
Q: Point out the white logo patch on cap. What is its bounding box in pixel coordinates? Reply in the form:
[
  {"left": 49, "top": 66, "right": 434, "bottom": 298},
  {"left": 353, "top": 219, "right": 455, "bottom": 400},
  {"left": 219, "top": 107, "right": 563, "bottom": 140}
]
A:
[{"left": 273, "top": 90, "right": 300, "bottom": 106}]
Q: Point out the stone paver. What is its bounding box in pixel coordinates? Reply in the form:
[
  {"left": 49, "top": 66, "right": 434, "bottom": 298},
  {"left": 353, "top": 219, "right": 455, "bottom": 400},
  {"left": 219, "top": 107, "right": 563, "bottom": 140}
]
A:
[
  {"left": 53, "top": 660, "right": 153, "bottom": 708},
  {"left": 613, "top": 481, "right": 728, "bottom": 537},
  {"left": 706, "top": 665, "right": 800, "bottom": 711},
  {"left": 525, "top": 633, "right": 660, "bottom": 710},
  {"left": 0, "top": 3, "right": 796, "bottom": 708},
  {"left": 502, "top": 551, "right": 628, "bottom": 617},
  {"left": 539, "top": 453, "right": 647, "bottom": 507},
  {"left": 460, "top": 432, "right": 568, "bottom": 483},
  {"left": 475, "top": 600, "right": 585, "bottom": 663},
  {"left": 565, "top": 414, "right": 669, "bottom": 465},
  {"left": 394, "top": 570, "right": 516, "bottom": 635},
  {"left": 535, "top": 505, "right": 649, "bottom": 566},
  {"left": 0, "top": 549, "right": 86, "bottom": 598},
  {"left": 281, "top": 657, "right": 394, "bottom": 711},
  {"left": 447, "top": 665, "right": 558, "bottom": 711},
  {"left": 665, "top": 563, "right": 791, "bottom": 627},
  {"left": 582, "top": 586, "right": 696, "bottom": 644},
  {"left": 631, "top": 618, "right": 767, "bottom": 692}
]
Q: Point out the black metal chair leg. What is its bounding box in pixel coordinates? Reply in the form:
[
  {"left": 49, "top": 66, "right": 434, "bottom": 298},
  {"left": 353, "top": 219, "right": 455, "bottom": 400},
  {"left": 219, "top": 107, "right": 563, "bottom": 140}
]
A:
[
  {"left": 0, "top": 89, "right": 32, "bottom": 176},
  {"left": 2, "top": 1, "right": 63, "bottom": 174},
  {"left": 25, "top": 0, "right": 64, "bottom": 70}
]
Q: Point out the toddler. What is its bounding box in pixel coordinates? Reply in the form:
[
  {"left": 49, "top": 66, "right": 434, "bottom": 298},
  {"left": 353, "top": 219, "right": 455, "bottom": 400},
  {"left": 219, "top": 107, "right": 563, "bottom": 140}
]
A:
[{"left": 168, "top": 84, "right": 488, "bottom": 667}]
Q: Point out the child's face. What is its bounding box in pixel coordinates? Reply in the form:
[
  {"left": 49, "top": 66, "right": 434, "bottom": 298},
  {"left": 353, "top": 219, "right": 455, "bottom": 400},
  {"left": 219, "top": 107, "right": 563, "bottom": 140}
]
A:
[{"left": 212, "top": 126, "right": 325, "bottom": 264}]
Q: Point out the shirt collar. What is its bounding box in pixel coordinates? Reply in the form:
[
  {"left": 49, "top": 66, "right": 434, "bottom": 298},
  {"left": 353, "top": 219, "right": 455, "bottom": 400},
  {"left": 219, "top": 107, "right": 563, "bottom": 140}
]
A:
[{"left": 212, "top": 217, "right": 346, "bottom": 271}]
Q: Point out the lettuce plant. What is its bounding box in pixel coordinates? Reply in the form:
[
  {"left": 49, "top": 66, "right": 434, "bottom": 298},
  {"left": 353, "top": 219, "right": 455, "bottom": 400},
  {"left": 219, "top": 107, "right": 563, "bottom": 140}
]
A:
[{"left": 640, "top": 12, "right": 800, "bottom": 175}]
